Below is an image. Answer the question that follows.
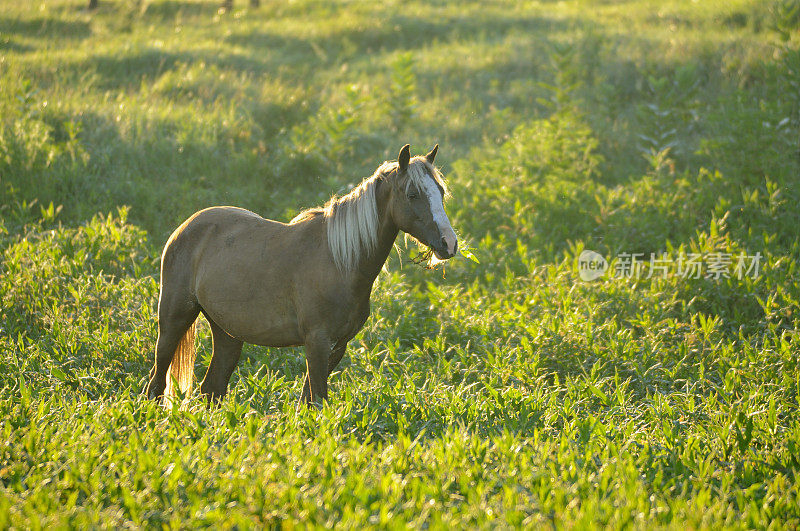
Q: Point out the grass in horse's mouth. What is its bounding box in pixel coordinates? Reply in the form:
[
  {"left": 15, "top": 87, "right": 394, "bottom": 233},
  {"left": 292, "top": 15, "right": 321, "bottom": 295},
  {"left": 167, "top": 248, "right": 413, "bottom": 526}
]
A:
[
  {"left": 402, "top": 234, "right": 441, "bottom": 269},
  {"left": 407, "top": 247, "right": 449, "bottom": 270},
  {"left": 408, "top": 247, "right": 435, "bottom": 268}
]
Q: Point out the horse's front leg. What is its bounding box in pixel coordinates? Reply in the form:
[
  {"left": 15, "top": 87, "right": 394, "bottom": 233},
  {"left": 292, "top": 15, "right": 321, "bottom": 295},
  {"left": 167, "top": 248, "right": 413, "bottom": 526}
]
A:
[
  {"left": 327, "top": 344, "right": 348, "bottom": 375},
  {"left": 298, "top": 333, "right": 334, "bottom": 408},
  {"left": 299, "top": 343, "right": 346, "bottom": 406}
]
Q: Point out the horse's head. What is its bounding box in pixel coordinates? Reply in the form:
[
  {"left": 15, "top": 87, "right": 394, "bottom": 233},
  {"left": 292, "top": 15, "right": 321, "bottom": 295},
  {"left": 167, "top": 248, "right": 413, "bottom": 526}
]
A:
[{"left": 389, "top": 144, "right": 458, "bottom": 260}]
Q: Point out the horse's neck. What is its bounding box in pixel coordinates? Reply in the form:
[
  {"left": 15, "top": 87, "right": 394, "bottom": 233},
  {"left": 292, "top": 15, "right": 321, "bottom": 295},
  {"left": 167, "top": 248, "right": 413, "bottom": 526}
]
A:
[{"left": 353, "top": 177, "right": 398, "bottom": 285}]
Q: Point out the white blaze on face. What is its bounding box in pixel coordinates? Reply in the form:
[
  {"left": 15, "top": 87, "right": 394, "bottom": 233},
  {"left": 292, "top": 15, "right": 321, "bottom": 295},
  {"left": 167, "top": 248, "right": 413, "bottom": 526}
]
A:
[{"left": 420, "top": 176, "right": 457, "bottom": 255}]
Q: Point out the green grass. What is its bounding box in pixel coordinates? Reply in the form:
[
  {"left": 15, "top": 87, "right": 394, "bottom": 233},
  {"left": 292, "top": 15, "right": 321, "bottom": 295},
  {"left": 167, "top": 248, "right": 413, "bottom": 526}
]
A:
[{"left": 1, "top": 0, "right": 800, "bottom": 527}]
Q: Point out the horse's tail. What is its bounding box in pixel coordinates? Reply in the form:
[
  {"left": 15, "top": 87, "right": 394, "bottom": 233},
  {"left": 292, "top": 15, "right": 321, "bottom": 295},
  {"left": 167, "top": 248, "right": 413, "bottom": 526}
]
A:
[{"left": 164, "top": 320, "right": 197, "bottom": 403}]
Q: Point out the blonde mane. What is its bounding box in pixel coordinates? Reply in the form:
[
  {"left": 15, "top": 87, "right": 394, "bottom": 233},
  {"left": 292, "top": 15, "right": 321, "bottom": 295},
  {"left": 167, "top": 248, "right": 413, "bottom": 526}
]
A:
[{"left": 291, "top": 156, "right": 447, "bottom": 274}]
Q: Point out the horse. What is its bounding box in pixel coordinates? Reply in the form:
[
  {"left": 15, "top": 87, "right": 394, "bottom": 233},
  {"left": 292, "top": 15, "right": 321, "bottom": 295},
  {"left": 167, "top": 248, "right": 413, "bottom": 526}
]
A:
[{"left": 145, "top": 144, "right": 458, "bottom": 407}]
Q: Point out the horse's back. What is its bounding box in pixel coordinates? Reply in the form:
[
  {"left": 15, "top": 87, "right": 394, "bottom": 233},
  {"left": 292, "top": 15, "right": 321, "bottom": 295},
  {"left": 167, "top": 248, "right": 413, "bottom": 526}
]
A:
[{"left": 180, "top": 206, "right": 281, "bottom": 234}]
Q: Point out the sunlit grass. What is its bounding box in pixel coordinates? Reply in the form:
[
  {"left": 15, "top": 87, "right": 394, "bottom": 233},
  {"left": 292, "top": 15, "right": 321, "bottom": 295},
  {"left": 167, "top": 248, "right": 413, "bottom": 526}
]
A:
[{"left": 1, "top": 0, "right": 799, "bottom": 527}]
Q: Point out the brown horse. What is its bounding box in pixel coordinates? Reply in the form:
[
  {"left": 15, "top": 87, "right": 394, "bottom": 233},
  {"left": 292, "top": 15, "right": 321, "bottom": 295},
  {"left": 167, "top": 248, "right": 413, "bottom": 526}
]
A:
[{"left": 145, "top": 144, "right": 458, "bottom": 406}]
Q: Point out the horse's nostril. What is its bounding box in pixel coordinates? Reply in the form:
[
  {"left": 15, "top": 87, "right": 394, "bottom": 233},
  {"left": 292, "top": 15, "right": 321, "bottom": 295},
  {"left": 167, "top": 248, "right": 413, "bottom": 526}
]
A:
[{"left": 441, "top": 236, "right": 448, "bottom": 248}]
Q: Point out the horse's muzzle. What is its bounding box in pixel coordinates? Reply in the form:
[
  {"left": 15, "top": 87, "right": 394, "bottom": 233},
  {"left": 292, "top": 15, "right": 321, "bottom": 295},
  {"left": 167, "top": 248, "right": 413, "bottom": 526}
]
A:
[{"left": 433, "top": 237, "right": 458, "bottom": 260}]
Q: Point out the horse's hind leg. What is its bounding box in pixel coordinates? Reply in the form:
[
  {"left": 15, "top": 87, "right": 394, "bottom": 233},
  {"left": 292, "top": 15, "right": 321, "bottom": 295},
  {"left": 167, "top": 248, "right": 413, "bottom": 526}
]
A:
[
  {"left": 146, "top": 292, "right": 200, "bottom": 400},
  {"left": 200, "top": 317, "right": 243, "bottom": 403}
]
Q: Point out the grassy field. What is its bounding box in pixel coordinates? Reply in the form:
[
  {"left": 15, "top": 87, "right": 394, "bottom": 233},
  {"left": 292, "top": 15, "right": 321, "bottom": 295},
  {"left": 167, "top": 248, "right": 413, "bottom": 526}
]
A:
[{"left": 1, "top": 0, "right": 800, "bottom": 527}]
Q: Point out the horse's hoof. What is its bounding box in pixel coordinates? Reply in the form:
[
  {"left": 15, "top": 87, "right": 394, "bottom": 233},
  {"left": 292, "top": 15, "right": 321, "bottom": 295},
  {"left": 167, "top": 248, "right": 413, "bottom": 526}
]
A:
[
  {"left": 296, "top": 397, "right": 324, "bottom": 411},
  {"left": 146, "top": 384, "right": 163, "bottom": 400}
]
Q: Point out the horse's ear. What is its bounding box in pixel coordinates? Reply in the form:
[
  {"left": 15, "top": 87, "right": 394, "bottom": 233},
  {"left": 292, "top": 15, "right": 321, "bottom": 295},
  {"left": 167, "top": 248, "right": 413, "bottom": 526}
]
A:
[
  {"left": 398, "top": 144, "right": 410, "bottom": 172},
  {"left": 425, "top": 144, "right": 438, "bottom": 164}
]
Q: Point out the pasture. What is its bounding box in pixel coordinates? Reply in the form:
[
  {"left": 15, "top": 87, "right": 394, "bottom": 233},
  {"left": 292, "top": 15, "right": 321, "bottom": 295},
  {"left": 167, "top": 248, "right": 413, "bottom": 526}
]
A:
[{"left": 1, "top": 0, "right": 799, "bottom": 526}]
